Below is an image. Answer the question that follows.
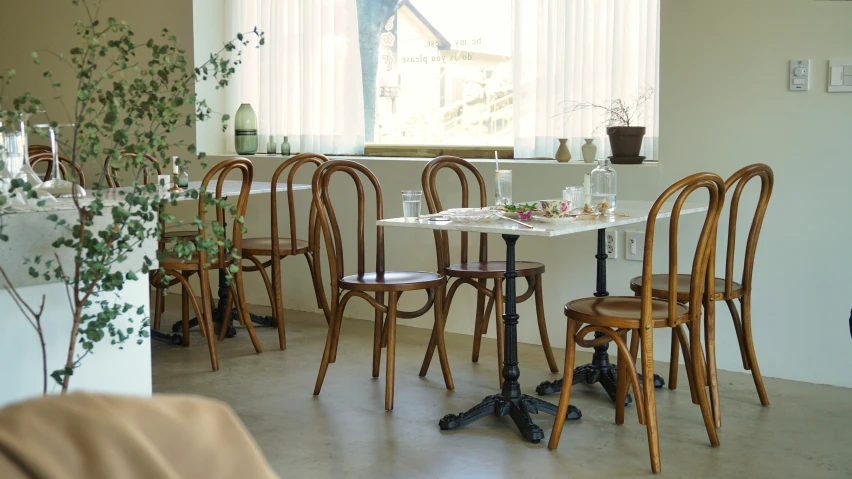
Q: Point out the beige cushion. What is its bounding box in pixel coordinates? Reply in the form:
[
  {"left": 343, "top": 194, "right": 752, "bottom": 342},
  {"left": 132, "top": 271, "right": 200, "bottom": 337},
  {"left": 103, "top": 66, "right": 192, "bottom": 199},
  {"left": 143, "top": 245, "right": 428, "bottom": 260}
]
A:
[{"left": 0, "top": 393, "right": 278, "bottom": 479}]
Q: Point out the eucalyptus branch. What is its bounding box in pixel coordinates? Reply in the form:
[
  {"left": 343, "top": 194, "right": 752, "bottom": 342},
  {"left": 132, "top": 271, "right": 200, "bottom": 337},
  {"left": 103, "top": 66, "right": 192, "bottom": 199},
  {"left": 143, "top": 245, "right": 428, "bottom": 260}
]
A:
[{"left": 0, "top": 266, "right": 49, "bottom": 395}]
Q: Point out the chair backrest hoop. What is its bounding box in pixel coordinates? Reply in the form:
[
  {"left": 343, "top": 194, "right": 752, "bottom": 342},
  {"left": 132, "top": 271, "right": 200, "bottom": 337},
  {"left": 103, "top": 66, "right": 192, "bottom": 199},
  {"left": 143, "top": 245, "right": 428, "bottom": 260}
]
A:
[
  {"left": 724, "top": 163, "right": 773, "bottom": 297},
  {"left": 196, "top": 157, "right": 254, "bottom": 268},
  {"left": 28, "top": 152, "right": 86, "bottom": 188},
  {"left": 422, "top": 156, "right": 488, "bottom": 271},
  {"left": 102, "top": 151, "right": 162, "bottom": 188},
  {"left": 311, "top": 160, "right": 385, "bottom": 294},
  {"left": 269, "top": 153, "right": 329, "bottom": 257},
  {"left": 640, "top": 172, "right": 726, "bottom": 329}
]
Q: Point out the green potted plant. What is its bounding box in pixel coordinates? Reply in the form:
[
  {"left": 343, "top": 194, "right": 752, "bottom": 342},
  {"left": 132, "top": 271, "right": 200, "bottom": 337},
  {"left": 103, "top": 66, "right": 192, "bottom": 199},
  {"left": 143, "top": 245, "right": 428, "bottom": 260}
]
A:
[
  {"left": 561, "top": 86, "right": 654, "bottom": 164},
  {"left": 0, "top": 0, "right": 263, "bottom": 394}
]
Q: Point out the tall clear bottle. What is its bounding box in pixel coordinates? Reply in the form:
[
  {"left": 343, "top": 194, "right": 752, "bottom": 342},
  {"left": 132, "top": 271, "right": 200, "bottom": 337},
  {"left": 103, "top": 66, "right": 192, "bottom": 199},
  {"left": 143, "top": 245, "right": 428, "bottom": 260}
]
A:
[{"left": 590, "top": 158, "right": 617, "bottom": 213}]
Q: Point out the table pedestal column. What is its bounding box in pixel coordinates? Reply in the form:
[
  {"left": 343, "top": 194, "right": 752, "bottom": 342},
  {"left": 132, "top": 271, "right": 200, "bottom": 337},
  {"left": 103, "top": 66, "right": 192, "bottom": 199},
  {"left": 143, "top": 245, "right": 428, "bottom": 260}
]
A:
[{"left": 438, "top": 234, "right": 581, "bottom": 443}]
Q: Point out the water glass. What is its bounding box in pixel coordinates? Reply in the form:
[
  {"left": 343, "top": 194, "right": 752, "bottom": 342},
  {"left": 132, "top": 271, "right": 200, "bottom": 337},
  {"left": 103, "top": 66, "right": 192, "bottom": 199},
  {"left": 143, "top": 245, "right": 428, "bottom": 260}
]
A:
[
  {"left": 562, "top": 186, "right": 585, "bottom": 212},
  {"left": 495, "top": 170, "right": 512, "bottom": 206},
  {"left": 1, "top": 132, "right": 25, "bottom": 178},
  {"left": 402, "top": 190, "right": 422, "bottom": 221}
]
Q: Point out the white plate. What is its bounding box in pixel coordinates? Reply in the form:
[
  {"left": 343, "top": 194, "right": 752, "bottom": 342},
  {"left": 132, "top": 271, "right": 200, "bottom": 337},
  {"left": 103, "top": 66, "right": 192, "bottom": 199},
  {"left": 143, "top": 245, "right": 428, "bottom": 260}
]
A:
[
  {"left": 532, "top": 215, "right": 578, "bottom": 224},
  {"left": 441, "top": 207, "right": 504, "bottom": 223}
]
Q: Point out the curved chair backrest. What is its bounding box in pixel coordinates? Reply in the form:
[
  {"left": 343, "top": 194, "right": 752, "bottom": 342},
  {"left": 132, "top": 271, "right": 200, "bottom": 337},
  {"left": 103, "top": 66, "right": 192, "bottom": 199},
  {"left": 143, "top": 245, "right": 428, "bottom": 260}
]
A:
[
  {"left": 196, "top": 158, "right": 254, "bottom": 269},
  {"left": 422, "top": 156, "right": 488, "bottom": 272},
  {"left": 311, "top": 159, "right": 384, "bottom": 294},
  {"left": 724, "top": 164, "right": 773, "bottom": 297},
  {"left": 27, "top": 145, "right": 53, "bottom": 156},
  {"left": 28, "top": 152, "right": 86, "bottom": 188},
  {"left": 638, "top": 172, "right": 726, "bottom": 329},
  {"left": 270, "top": 153, "right": 329, "bottom": 256},
  {"left": 103, "top": 151, "right": 162, "bottom": 187}
]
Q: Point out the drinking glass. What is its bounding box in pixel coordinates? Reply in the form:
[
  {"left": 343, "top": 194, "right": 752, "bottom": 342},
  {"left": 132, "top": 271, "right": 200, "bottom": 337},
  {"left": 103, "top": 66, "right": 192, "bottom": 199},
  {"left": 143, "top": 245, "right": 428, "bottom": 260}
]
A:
[
  {"left": 562, "top": 186, "right": 585, "bottom": 212},
  {"left": 495, "top": 170, "right": 512, "bottom": 206},
  {"left": 402, "top": 190, "right": 422, "bottom": 221},
  {"left": 33, "top": 123, "right": 86, "bottom": 197},
  {"left": 1, "top": 132, "right": 25, "bottom": 178}
]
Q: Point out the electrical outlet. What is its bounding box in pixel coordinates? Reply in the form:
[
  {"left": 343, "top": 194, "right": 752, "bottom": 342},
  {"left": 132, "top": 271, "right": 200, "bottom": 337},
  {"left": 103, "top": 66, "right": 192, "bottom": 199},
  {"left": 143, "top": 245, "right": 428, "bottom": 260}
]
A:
[
  {"left": 625, "top": 231, "right": 645, "bottom": 261},
  {"left": 605, "top": 231, "right": 618, "bottom": 259}
]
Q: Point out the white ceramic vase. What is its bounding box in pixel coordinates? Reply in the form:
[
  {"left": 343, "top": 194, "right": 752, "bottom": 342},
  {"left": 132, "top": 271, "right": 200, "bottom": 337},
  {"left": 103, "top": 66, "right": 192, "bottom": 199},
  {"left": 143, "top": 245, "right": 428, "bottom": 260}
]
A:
[{"left": 581, "top": 138, "right": 597, "bottom": 163}]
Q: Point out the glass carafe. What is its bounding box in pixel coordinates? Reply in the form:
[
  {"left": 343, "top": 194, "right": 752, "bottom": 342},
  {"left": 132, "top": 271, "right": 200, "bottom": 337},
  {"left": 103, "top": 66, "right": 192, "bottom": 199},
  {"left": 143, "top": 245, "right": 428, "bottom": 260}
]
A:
[{"left": 590, "top": 158, "right": 617, "bottom": 214}]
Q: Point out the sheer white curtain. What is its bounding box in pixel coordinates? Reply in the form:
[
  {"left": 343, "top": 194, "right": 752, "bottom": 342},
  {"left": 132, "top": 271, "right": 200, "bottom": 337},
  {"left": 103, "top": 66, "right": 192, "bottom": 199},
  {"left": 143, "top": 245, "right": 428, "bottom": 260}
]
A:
[
  {"left": 513, "top": 0, "right": 659, "bottom": 159},
  {"left": 227, "top": 0, "right": 365, "bottom": 154}
]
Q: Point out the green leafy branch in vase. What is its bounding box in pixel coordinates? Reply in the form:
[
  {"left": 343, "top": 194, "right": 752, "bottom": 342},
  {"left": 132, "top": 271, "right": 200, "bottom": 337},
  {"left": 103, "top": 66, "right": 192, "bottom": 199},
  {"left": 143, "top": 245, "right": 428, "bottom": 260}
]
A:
[{"left": 0, "top": 0, "right": 264, "bottom": 393}]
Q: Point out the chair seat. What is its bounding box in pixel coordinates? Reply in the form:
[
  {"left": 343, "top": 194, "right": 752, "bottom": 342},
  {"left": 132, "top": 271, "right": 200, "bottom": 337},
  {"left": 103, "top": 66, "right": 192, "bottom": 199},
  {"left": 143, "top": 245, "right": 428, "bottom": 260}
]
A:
[
  {"left": 340, "top": 271, "right": 444, "bottom": 292},
  {"left": 565, "top": 296, "right": 689, "bottom": 329},
  {"left": 240, "top": 237, "right": 310, "bottom": 256},
  {"left": 629, "top": 274, "right": 742, "bottom": 301},
  {"left": 159, "top": 252, "right": 225, "bottom": 272},
  {"left": 445, "top": 261, "right": 544, "bottom": 279},
  {"left": 162, "top": 229, "right": 196, "bottom": 239}
]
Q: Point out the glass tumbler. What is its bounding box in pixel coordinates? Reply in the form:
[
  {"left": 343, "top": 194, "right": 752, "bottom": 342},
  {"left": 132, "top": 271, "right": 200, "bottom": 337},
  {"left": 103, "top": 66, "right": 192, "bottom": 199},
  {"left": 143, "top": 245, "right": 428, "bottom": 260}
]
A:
[
  {"left": 562, "top": 186, "right": 585, "bottom": 212},
  {"left": 495, "top": 170, "right": 512, "bottom": 206},
  {"left": 402, "top": 190, "right": 422, "bottom": 221}
]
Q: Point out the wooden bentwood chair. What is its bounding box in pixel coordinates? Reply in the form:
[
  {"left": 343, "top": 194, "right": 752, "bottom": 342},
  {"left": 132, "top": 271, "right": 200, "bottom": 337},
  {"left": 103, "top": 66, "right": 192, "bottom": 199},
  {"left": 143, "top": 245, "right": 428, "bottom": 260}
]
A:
[
  {"left": 152, "top": 158, "right": 261, "bottom": 371},
  {"left": 312, "top": 160, "right": 454, "bottom": 411},
  {"left": 101, "top": 151, "right": 196, "bottom": 332},
  {"left": 630, "top": 164, "right": 774, "bottom": 413},
  {"left": 549, "top": 172, "right": 726, "bottom": 473},
  {"left": 240, "top": 153, "right": 330, "bottom": 350},
  {"left": 418, "top": 156, "right": 558, "bottom": 386}
]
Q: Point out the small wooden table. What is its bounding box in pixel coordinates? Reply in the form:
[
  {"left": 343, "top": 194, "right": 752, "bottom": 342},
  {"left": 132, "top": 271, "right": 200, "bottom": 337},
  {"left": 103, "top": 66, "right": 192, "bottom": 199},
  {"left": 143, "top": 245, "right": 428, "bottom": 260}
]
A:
[
  {"left": 105, "top": 180, "right": 312, "bottom": 344},
  {"left": 379, "top": 200, "right": 707, "bottom": 442}
]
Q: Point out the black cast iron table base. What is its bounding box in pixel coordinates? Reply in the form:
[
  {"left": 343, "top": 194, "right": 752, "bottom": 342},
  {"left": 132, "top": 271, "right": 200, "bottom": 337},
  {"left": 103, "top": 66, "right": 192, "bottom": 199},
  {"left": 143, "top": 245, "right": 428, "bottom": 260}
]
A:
[
  {"left": 437, "top": 234, "right": 581, "bottom": 443},
  {"left": 439, "top": 393, "right": 582, "bottom": 443}
]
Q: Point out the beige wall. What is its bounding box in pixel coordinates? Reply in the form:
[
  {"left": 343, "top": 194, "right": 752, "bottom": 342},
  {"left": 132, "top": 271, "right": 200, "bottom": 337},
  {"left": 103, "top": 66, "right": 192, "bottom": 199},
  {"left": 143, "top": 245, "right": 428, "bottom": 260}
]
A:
[{"left": 658, "top": 0, "right": 852, "bottom": 387}]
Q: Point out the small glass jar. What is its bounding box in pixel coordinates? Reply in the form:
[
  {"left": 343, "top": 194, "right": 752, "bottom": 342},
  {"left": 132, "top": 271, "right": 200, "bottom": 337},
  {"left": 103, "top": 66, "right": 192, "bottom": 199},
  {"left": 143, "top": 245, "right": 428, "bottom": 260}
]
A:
[
  {"left": 590, "top": 158, "right": 617, "bottom": 214},
  {"left": 177, "top": 167, "right": 189, "bottom": 188}
]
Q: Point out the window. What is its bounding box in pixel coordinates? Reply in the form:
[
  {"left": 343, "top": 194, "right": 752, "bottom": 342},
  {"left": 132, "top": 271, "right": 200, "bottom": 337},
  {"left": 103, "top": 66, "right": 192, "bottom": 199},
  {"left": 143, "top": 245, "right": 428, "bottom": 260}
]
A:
[{"left": 361, "top": 0, "right": 513, "bottom": 148}]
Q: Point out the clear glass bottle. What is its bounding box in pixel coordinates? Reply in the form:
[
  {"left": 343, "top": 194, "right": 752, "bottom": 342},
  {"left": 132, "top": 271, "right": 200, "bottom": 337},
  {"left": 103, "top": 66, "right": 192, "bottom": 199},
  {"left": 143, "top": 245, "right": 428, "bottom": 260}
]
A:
[
  {"left": 590, "top": 158, "right": 617, "bottom": 214},
  {"left": 280, "top": 135, "right": 291, "bottom": 155},
  {"left": 266, "top": 135, "right": 276, "bottom": 155}
]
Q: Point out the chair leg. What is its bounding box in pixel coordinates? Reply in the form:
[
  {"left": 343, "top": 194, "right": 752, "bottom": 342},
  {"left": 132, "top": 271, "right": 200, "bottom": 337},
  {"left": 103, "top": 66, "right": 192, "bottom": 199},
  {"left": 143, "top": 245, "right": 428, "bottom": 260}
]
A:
[
  {"left": 181, "top": 276, "right": 192, "bottom": 337},
  {"left": 688, "top": 319, "right": 721, "bottom": 448},
  {"left": 639, "top": 326, "right": 662, "bottom": 473},
  {"left": 741, "top": 295, "right": 770, "bottom": 406},
  {"left": 726, "top": 299, "right": 751, "bottom": 370},
  {"left": 314, "top": 305, "right": 343, "bottom": 396},
  {"left": 234, "top": 270, "right": 263, "bottom": 353},
  {"left": 668, "top": 331, "right": 679, "bottom": 390},
  {"left": 329, "top": 296, "right": 345, "bottom": 364},
  {"left": 629, "top": 329, "right": 639, "bottom": 364},
  {"left": 616, "top": 333, "right": 629, "bottom": 426},
  {"left": 547, "top": 317, "right": 579, "bottom": 450},
  {"left": 471, "top": 278, "right": 488, "bottom": 362},
  {"left": 218, "top": 286, "right": 235, "bottom": 340},
  {"left": 181, "top": 278, "right": 191, "bottom": 346},
  {"left": 194, "top": 272, "right": 219, "bottom": 371},
  {"left": 704, "top": 294, "right": 721, "bottom": 428},
  {"left": 532, "top": 275, "right": 559, "bottom": 373},
  {"left": 270, "top": 257, "right": 287, "bottom": 350},
  {"left": 385, "top": 292, "right": 399, "bottom": 411},
  {"left": 433, "top": 283, "right": 454, "bottom": 390},
  {"left": 373, "top": 291, "right": 385, "bottom": 378},
  {"left": 494, "top": 279, "right": 505, "bottom": 389},
  {"left": 675, "top": 324, "right": 700, "bottom": 405}
]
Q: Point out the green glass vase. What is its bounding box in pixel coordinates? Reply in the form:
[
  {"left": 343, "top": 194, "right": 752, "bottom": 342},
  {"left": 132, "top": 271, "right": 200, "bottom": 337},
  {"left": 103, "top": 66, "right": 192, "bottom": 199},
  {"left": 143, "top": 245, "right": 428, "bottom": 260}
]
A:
[{"left": 234, "top": 103, "right": 258, "bottom": 155}]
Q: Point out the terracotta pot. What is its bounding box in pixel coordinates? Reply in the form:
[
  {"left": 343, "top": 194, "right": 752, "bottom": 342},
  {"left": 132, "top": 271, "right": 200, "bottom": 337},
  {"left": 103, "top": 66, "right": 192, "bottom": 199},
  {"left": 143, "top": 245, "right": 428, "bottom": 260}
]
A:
[{"left": 606, "top": 126, "right": 646, "bottom": 158}]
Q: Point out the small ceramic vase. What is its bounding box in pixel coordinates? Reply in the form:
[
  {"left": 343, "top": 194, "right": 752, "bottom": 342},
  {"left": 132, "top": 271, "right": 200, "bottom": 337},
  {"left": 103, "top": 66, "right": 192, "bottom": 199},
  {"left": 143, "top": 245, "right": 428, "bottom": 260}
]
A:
[
  {"left": 581, "top": 138, "right": 597, "bottom": 163},
  {"left": 555, "top": 138, "right": 571, "bottom": 162}
]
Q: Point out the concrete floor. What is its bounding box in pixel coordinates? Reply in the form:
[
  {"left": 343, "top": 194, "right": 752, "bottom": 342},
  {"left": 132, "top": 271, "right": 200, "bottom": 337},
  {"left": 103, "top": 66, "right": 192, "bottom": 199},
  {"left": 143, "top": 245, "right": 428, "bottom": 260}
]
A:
[{"left": 152, "top": 302, "right": 852, "bottom": 478}]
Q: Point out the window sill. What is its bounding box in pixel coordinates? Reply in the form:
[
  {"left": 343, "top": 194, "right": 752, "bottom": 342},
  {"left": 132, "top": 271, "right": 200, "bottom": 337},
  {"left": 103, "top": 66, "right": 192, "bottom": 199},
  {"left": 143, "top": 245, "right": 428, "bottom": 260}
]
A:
[{"left": 206, "top": 153, "right": 659, "bottom": 167}]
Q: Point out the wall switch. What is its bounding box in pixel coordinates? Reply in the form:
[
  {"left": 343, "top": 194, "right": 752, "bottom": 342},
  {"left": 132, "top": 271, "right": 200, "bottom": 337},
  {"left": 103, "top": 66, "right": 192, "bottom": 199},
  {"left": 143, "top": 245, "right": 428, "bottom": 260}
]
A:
[
  {"left": 625, "top": 231, "right": 645, "bottom": 262},
  {"left": 605, "top": 230, "right": 618, "bottom": 259},
  {"left": 828, "top": 59, "right": 852, "bottom": 93},
  {"left": 789, "top": 59, "right": 810, "bottom": 91}
]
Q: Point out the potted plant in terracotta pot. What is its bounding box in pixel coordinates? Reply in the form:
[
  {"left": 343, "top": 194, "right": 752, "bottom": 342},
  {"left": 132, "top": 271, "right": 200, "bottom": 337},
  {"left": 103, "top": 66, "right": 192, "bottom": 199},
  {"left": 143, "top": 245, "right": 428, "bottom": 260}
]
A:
[{"left": 561, "top": 86, "right": 653, "bottom": 164}]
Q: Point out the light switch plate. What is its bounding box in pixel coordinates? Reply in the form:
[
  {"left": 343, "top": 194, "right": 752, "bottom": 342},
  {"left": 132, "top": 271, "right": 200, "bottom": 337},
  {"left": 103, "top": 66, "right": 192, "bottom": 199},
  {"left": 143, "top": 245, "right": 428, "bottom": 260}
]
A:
[
  {"left": 828, "top": 59, "right": 852, "bottom": 93},
  {"left": 790, "top": 59, "right": 810, "bottom": 91},
  {"left": 625, "top": 231, "right": 645, "bottom": 262}
]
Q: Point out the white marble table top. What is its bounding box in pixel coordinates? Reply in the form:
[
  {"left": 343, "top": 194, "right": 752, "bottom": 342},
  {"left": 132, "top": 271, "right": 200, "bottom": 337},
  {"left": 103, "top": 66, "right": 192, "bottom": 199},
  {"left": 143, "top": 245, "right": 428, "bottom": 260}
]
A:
[
  {"left": 102, "top": 180, "right": 311, "bottom": 202},
  {"left": 378, "top": 200, "right": 707, "bottom": 237}
]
